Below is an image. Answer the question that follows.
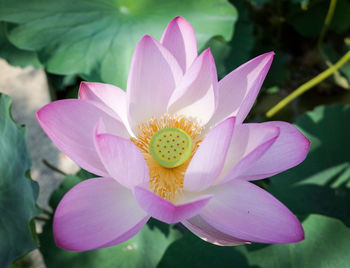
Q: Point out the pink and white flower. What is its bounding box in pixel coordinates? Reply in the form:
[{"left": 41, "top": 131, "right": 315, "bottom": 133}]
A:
[{"left": 37, "top": 17, "right": 310, "bottom": 251}]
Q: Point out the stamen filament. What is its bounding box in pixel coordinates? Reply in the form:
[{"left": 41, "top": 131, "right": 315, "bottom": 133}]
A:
[{"left": 131, "top": 114, "right": 203, "bottom": 201}]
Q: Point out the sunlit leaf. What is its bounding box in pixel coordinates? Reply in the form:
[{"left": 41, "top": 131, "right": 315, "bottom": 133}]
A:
[
  {"left": 0, "top": 22, "right": 41, "bottom": 68},
  {"left": 270, "top": 105, "right": 350, "bottom": 226},
  {"left": 239, "top": 215, "right": 350, "bottom": 268},
  {"left": 159, "top": 214, "right": 350, "bottom": 268},
  {"left": 0, "top": 0, "right": 237, "bottom": 89}
]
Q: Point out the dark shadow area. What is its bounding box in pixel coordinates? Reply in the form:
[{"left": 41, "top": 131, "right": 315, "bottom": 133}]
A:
[
  {"left": 157, "top": 230, "right": 258, "bottom": 268},
  {"left": 268, "top": 106, "right": 350, "bottom": 225}
]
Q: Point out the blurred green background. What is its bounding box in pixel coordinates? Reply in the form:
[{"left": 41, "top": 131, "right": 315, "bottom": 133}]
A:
[{"left": 1, "top": 0, "right": 350, "bottom": 267}]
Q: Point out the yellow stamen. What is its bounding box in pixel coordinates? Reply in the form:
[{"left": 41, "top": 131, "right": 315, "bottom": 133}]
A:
[{"left": 131, "top": 114, "right": 203, "bottom": 202}]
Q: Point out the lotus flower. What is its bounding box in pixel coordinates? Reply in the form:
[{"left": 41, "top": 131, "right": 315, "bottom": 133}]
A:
[{"left": 37, "top": 17, "right": 310, "bottom": 251}]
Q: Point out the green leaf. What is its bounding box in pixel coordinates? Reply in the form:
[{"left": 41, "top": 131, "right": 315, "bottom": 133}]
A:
[
  {"left": 239, "top": 215, "right": 350, "bottom": 268},
  {"left": 328, "top": 0, "right": 350, "bottom": 34},
  {"left": 157, "top": 230, "right": 251, "bottom": 268},
  {"left": 290, "top": 0, "right": 350, "bottom": 39},
  {"left": 207, "top": 0, "right": 254, "bottom": 79},
  {"left": 269, "top": 105, "right": 350, "bottom": 226},
  {"left": 247, "top": 0, "right": 271, "bottom": 4},
  {"left": 159, "top": 215, "right": 350, "bottom": 268},
  {"left": 0, "top": 0, "right": 237, "bottom": 89},
  {"left": 266, "top": 86, "right": 280, "bottom": 94},
  {"left": 40, "top": 174, "right": 181, "bottom": 268},
  {"left": 0, "top": 94, "right": 40, "bottom": 267},
  {"left": 227, "top": 19, "right": 254, "bottom": 71},
  {"left": 0, "top": 22, "right": 42, "bottom": 68},
  {"left": 291, "top": 0, "right": 310, "bottom": 10},
  {"left": 264, "top": 51, "right": 290, "bottom": 88},
  {"left": 204, "top": 36, "right": 232, "bottom": 79}
]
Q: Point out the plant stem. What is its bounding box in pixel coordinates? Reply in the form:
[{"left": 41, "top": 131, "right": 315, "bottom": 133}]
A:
[
  {"left": 317, "top": 0, "right": 337, "bottom": 48},
  {"left": 266, "top": 50, "right": 350, "bottom": 118},
  {"left": 34, "top": 216, "right": 49, "bottom": 222},
  {"left": 36, "top": 205, "right": 53, "bottom": 216},
  {"left": 42, "top": 159, "right": 67, "bottom": 176},
  {"left": 266, "top": 0, "right": 342, "bottom": 117}
]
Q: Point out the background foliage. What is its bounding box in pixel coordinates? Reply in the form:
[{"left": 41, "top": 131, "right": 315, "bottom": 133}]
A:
[
  {"left": 0, "top": 0, "right": 349, "bottom": 267},
  {"left": 0, "top": 94, "right": 40, "bottom": 268}
]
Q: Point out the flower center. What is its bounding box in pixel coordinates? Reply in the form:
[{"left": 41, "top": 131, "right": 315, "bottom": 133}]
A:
[
  {"left": 130, "top": 114, "right": 203, "bottom": 202},
  {"left": 149, "top": 127, "right": 193, "bottom": 168}
]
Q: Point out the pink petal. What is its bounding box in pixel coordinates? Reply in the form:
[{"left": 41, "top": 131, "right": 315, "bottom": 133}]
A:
[
  {"left": 161, "top": 16, "right": 197, "bottom": 72},
  {"left": 53, "top": 177, "right": 149, "bottom": 251},
  {"left": 133, "top": 186, "right": 212, "bottom": 224},
  {"left": 200, "top": 179, "right": 304, "bottom": 243},
  {"left": 100, "top": 216, "right": 150, "bottom": 248},
  {"left": 127, "top": 35, "right": 183, "bottom": 131},
  {"left": 183, "top": 117, "right": 235, "bottom": 192},
  {"left": 182, "top": 215, "right": 249, "bottom": 246},
  {"left": 216, "top": 123, "right": 280, "bottom": 184},
  {"left": 168, "top": 49, "right": 218, "bottom": 124},
  {"left": 237, "top": 121, "right": 310, "bottom": 181},
  {"left": 94, "top": 133, "right": 149, "bottom": 189},
  {"left": 78, "top": 82, "right": 130, "bottom": 129},
  {"left": 208, "top": 52, "right": 274, "bottom": 126},
  {"left": 37, "top": 99, "right": 129, "bottom": 176}
]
